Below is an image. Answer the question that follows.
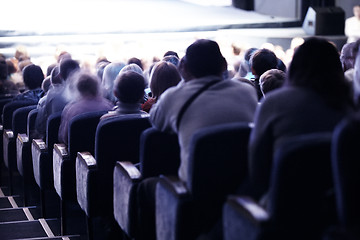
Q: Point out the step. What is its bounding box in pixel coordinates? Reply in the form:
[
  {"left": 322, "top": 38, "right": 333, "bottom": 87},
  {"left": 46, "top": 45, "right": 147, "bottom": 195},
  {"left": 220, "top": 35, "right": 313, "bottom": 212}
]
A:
[
  {"left": 0, "top": 196, "right": 22, "bottom": 209},
  {"left": 0, "top": 218, "right": 61, "bottom": 240},
  {"left": 0, "top": 206, "right": 40, "bottom": 222}
]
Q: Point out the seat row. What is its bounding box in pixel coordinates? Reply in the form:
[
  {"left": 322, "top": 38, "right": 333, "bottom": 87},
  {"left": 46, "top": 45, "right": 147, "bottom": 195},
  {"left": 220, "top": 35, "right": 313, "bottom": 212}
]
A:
[{"left": 1, "top": 99, "right": 359, "bottom": 240}]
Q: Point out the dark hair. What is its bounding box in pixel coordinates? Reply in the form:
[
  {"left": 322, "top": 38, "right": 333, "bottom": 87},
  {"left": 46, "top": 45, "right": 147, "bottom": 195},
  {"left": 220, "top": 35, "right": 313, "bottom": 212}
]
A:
[
  {"left": 250, "top": 48, "right": 278, "bottom": 76},
  {"left": 150, "top": 61, "right": 181, "bottom": 98},
  {"left": 260, "top": 69, "right": 285, "bottom": 95},
  {"left": 288, "top": 37, "right": 351, "bottom": 108},
  {"left": 0, "top": 57, "right": 7, "bottom": 80},
  {"left": 114, "top": 71, "right": 145, "bottom": 103},
  {"left": 22, "top": 64, "right": 44, "bottom": 89},
  {"left": 128, "top": 57, "right": 143, "bottom": 70},
  {"left": 77, "top": 72, "right": 99, "bottom": 97},
  {"left": 59, "top": 58, "right": 80, "bottom": 81},
  {"left": 184, "top": 39, "right": 226, "bottom": 78},
  {"left": 163, "top": 51, "right": 179, "bottom": 58}
]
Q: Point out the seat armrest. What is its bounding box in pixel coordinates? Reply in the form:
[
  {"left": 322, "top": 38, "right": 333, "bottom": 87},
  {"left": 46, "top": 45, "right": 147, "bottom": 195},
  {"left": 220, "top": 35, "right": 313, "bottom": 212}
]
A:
[
  {"left": 113, "top": 161, "right": 142, "bottom": 236},
  {"left": 53, "top": 143, "right": 70, "bottom": 198},
  {"left": 118, "top": 161, "right": 141, "bottom": 180},
  {"left": 4, "top": 129, "right": 14, "bottom": 139},
  {"left": 223, "top": 196, "right": 270, "bottom": 240},
  {"left": 17, "top": 133, "right": 29, "bottom": 143},
  {"left": 77, "top": 151, "right": 97, "bottom": 169},
  {"left": 158, "top": 175, "right": 189, "bottom": 197},
  {"left": 32, "top": 138, "right": 47, "bottom": 151},
  {"left": 76, "top": 151, "right": 97, "bottom": 216}
]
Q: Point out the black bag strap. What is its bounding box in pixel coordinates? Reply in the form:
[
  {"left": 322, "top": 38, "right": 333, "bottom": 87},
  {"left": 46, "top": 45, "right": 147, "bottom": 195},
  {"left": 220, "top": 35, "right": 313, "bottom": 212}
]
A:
[{"left": 176, "top": 80, "right": 220, "bottom": 130}]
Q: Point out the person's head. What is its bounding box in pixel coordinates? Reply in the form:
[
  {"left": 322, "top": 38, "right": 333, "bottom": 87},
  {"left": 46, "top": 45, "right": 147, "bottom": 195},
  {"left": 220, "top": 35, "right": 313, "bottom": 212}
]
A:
[
  {"left": 96, "top": 60, "right": 111, "bottom": 81},
  {"left": 163, "top": 51, "right": 179, "bottom": 59},
  {"left": 259, "top": 69, "right": 285, "bottom": 97},
  {"left": 250, "top": 48, "right": 278, "bottom": 77},
  {"left": 57, "top": 51, "right": 72, "bottom": 63},
  {"left": 77, "top": 72, "right": 100, "bottom": 98},
  {"left": 41, "top": 76, "right": 52, "bottom": 93},
  {"left": 59, "top": 58, "right": 80, "bottom": 81},
  {"left": 181, "top": 39, "right": 227, "bottom": 79},
  {"left": 102, "top": 62, "right": 126, "bottom": 100},
  {"left": 238, "top": 47, "right": 258, "bottom": 78},
  {"left": 6, "top": 59, "right": 17, "bottom": 75},
  {"left": 353, "top": 5, "right": 360, "bottom": 20},
  {"left": 22, "top": 64, "right": 44, "bottom": 90},
  {"left": 114, "top": 71, "right": 146, "bottom": 104},
  {"left": 340, "top": 41, "right": 358, "bottom": 71},
  {"left": 288, "top": 37, "right": 350, "bottom": 107},
  {"left": 120, "top": 63, "right": 144, "bottom": 76},
  {"left": 127, "top": 57, "right": 143, "bottom": 70},
  {"left": 162, "top": 55, "right": 180, "bottom": 67},
  {"left": 150, "top": 61, "right": 181, "bottom": 99},
  {"left": 50, "top": 66, "right": 61, "bottom": 84}
]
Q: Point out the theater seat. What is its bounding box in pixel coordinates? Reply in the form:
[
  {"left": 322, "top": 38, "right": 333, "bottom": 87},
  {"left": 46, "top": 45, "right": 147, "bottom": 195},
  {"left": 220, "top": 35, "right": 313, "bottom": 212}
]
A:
[
  {"left": 330, "top": 116, "right": 360, "bottom": 238},
  {"left": 31, "top": 111, "right": 62, "bottom": 217},
  {"left": 223, "top": 133, "right": 336, "bottom": 240},
  {"left": 17, "top": 108, "right": 39, "bottom": 206},
  {"left": 75, "top": 114, "right": 151, "bottom": 238},
  {"left": 2, "top": 101, "right": 36, "bottom": 194},
  {"left": 113, "top": 127, "right": 180, "bottom": 239},
  {"left": 52, "top": 110, "right": 106, "bottom": 235},
  {"left": 156, "top": 122, "right": 252, "bottom": 240}
]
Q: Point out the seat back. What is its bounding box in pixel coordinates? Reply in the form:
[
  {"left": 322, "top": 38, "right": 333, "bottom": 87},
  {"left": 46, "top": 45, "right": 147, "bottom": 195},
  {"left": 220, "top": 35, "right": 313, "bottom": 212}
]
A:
[
  {"left": 68, "top": 110, "right": 107, "bottom": 162},
  {"left": 268, "top": 133, "right": 335, "bottom": 237},
  {"left": 94, "top": 114, "right": 151, "bottom": 214},
  {"left": 140, "top": 127, "right": 180, "bottom": 178},
  {"left": 12, "top": 105, "right": 37, "bottom": 136},
  {"left": 332, "top": 116, "right": 360, "bottom": 228},
  {"left": 187, "top": 122, "right": 252, "bottom": 204},
  {"left": 27, "top": 108, "right": 38, "bottom": 139},
  {"left": 0, "top": 97, "right": 13, "bottom": 124},
  {"left": 2, "top": 101, "right": 35, "bottom": 129},
  {"left": 46, "top": 111, "right": 62, "bottom": 149}
]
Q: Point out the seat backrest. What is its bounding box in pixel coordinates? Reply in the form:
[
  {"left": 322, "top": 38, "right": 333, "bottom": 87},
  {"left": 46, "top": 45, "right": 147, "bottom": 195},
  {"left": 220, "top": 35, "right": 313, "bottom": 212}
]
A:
[
  {"left": 27, "top": 108, "right": 39, "bottom": 139},
  {"left": 187, "top": 122, "right": 252, "bottom": 204},
  {"left": 332, "top": 116, "right": 360, "bottom": 227},
  {"left": 68, "top": 110, "right": 107, "bottom": 161},
  {"left": 268, "top": 133, "right": 335, "bottom": 235},
  {"left": 140, "top": 127, "right": 180, "bottom": 178},
  {"left": 2, "top": 101, "right": 35, "bottom": 129},
  {"left": 0, "top": 97, "right": 13, "bottom": 124},
  {"left": 46, "top": 111, "right": 62, "bottom": 148},
  {"left": 95, "top": 114, "right": 151, "bottom": 182},
  {"left": 12, "top": 105, "right": 37, "bottom": 136}
]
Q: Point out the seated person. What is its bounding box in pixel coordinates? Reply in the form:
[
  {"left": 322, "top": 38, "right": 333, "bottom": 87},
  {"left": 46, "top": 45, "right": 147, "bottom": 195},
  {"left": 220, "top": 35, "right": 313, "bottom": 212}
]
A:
[
  {"left": 259, "top": 69, "right": 285, "bottom": 97},
  {"left": 58, "top": 71, "right": 114, "bottom": 145},
  {"left": 12, "top": 64, "right": 44, "bottom": 103},
  {"left": 101, "top": 71, "right": 147, "bottom": 120},
  {"left": 142, "top": 60, "right": 181, "bottom": 113},
  {"left": 35, "top": 59, "right": 80, "bottom": 139}
]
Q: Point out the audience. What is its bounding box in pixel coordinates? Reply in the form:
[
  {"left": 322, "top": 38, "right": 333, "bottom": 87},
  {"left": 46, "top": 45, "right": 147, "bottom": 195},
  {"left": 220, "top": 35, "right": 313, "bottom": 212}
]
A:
[
  {"left": 58, "top": 71, "right": 113, "bottom": 145},
  {"left": 100, "top": 71, "right": 147, "bottom": 120},
  {"left": 2, "top": 35, "right": 359, "bottom": 239},
  {"left": 259, "top": 69, "right": 285, "bottom": 97},
  {"left": 141, "top": 60, "right": 181, "bottom": 113},
  {"left": 246, "top": 37, "right": 354, "bottom": 202},
  {"left": 0, "top": 56, "right": 19, "bottom": 95},
  {"left": 12, "top": 64, "right": 44, "bottom": 103},
  {"left": 250, "top": 48, "right": 278, "bottom": 100},
  {"left": 101, "top": 62, "right": 126, "bottom": 104},
  {"left": 340, "top": 41, "right": 359, "bottom": 82},
  {"left": 35, "top": 58, "right": 80, "bottom": 139},
  {"left": 137, "top": 39, "right": 258, "bottom": 240}
]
